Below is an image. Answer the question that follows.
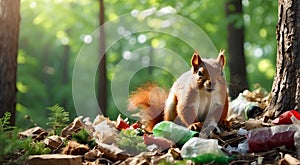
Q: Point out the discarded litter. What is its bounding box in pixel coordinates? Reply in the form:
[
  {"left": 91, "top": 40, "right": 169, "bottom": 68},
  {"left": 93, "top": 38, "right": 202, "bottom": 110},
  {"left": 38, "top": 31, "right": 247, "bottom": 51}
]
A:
[
  {"left": 227, "top": 124, "right": 300, "bottom": 154},
  {"left": 273, "top": 110, "right": 300, "bottom": 125},
  {"left": 181, "top": 137, "right": 232, "bottom": 164},
  {"left": 152, "top": 121, "right": 199, "bottom": 146}
]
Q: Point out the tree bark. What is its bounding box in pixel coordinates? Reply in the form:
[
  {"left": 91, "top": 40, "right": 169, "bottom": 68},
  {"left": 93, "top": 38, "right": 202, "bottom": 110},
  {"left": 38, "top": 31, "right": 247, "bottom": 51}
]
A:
[
  {"left": 225, "top": 0, "right": 248, "bottom": 99},
  {"left": 0, "top": 0, "right": 20, "bottom": 125},
  {"left": 267, "top": 0, "right": 300, "bottom": 117},
  {"left": 98, "top": 0, "right": 107, "bottom": 115}
]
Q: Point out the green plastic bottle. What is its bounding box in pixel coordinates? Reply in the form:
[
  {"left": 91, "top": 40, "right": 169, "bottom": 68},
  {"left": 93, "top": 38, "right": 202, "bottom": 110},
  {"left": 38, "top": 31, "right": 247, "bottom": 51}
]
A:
[{"left": 152, "top": 121, "right": 199, "bottom": 146}]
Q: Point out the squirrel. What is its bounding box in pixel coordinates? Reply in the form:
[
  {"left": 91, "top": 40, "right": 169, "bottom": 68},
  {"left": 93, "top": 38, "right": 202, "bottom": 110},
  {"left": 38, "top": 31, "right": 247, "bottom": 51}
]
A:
[{"left": 129, "top": 50, "right": 229, "bottom": 133}]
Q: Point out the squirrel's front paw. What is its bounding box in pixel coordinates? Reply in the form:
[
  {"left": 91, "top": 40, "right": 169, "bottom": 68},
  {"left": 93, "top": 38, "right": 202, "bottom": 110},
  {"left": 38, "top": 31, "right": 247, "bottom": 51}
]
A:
[{"left": 188, "top": 122, "right": 203, "bottom": 132}]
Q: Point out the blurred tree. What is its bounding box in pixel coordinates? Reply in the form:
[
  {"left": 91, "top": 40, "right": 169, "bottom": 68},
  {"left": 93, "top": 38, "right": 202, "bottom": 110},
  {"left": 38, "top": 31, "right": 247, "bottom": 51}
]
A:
[
  {"left": 17, "top": 0, "right": 99, "bottom": 127},
  {"left": 61, "top": 29, "right": 71, "bottom": 107},
  {"left": 98, "top": 0, "right": 107, "bottom": 115},
  {"left": 225, "top": 0, "right": 248, "bottom": 99},
  {"left": 0, "top": 0, "right": 20, "bottom": 125},
  {"left": 267, "top": 0, "right": 300, "bottom": 117}
]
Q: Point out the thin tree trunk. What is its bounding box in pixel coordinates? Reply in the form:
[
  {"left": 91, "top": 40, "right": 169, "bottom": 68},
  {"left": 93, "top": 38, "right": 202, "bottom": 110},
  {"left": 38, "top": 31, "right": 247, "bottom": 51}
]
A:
[
  {"left": 267, "top": 0, "right": 300, "bottom": 117},
  {"left": 61, "top": 29, "right": 71, "bottom": 108},
  {"left": 42, "top": 44, "right": 50, "bottom": 117},
  {"left": 98, "top": 0, "right": 107, "bottom": 115},
  {"left": 62, "top": 44, "right": 70, "bottom": 107},
  {"left": 225, "top": 0, "right": 248, "bottom": 99},
  {"left": 0, "top": 0, "right": 20, "bottom": 125}
]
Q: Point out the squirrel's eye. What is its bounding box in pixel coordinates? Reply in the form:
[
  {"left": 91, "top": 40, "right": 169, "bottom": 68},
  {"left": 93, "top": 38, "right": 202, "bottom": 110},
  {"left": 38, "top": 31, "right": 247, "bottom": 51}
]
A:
[
  {"left": 198, "top": 70, "right": 203, "bottom": 77},
  {"left": 198, "top": 67, "right": 205, "bottom": 77}
]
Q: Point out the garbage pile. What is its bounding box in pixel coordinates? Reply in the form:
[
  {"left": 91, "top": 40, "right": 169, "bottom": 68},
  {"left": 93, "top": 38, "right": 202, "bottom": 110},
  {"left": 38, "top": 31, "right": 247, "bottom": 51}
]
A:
[{"left": 19, "top": 87, "right": 300, "bottom": 164}]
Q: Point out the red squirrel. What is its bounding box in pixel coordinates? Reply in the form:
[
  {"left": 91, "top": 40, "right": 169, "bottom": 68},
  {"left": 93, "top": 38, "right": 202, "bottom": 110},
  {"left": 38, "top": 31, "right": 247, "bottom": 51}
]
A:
[{"left": 129, "top": 50, "right": 229, "bottom": 133}]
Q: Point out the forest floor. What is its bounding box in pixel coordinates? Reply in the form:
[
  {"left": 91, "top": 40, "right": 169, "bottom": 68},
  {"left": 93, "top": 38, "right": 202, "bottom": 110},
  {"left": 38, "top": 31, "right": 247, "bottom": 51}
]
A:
[{"left": 2, "top": 88, "right": 300, "bottom": 165}]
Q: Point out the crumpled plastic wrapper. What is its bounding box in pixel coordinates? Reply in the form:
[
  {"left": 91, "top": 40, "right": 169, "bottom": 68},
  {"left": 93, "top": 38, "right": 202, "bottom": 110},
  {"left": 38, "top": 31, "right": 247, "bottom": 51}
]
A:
[{"left": 90, "top": 115, "right": 119, "bottom": 144}]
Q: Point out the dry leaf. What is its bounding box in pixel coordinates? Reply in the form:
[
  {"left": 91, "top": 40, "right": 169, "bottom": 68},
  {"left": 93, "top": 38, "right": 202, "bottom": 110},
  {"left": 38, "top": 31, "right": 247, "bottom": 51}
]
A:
[
  {"left": 43, "top": 135, "right": 64, "bottom": 151},
  {"left": 96, "top": 142, "right": 130, "bottom": 162},
  {"left": 62, "top": 141, "right": 89, "bottom": 155},
  {"left": 18, "top": 126, "right": 48, "bottom": 141},
  {"left": 84, "top": 149, "right": 103, "bottom": 161},
  {"left": 61, "top": 116, "right": 85, "bottom": 137}
]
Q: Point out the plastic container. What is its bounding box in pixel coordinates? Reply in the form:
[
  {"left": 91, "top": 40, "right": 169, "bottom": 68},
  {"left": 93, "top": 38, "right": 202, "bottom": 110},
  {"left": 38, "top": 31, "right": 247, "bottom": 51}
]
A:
[
  {"left": 152, "top": 121, "right": 198, "bottom": 146},
  {"left": 245, "top": 104, "right": 262, "bottom": 119}
]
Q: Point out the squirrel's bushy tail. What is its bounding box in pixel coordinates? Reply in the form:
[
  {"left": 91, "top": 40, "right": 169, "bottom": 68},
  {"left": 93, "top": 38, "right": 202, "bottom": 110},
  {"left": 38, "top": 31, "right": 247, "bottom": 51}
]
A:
[{"left": 129, "top": 83, "right": 168, "bottom": 132}]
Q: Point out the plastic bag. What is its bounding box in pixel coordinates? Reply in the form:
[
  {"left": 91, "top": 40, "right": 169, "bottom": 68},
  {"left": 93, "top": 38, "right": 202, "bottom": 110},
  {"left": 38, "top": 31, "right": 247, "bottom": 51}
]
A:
[
  {"left": 247, "top": 124, "right": 299, "bottom": 152},
  {"left": 181, "top": 137, "right": 231, "bottom": 164},
  {"left": 152, "top": 121, "right": 198, "bottom": 146},
  {"left": 227, "top": 124, "right": 300, "bottom": 154}
]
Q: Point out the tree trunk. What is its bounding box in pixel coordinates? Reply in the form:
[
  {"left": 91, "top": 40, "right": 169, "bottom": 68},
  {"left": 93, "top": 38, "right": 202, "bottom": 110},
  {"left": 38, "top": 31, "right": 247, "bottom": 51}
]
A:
[
  {"left": 98, "top": 0, "right": 107, "bottom": 115},
  {"left": 225, "top": 0, "right": 248, "bottom": 99},
  {"left": 62, "top": 44, "right": 70, "bottom": 107},
  {"left": 61, "top": 29, "right": 71, "bottom": 108},
  {"left": 0, "top": 0, "right": 20, "bottom": 125},
  {"left": 267, "top": 0, "right": 300, "bottom": 117}
]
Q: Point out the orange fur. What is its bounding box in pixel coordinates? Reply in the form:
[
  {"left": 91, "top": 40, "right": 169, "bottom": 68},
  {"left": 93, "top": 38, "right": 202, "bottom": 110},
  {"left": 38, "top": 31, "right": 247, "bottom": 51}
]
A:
[{"left": 129, "top": 83, "right": 168, "bottom": 132}]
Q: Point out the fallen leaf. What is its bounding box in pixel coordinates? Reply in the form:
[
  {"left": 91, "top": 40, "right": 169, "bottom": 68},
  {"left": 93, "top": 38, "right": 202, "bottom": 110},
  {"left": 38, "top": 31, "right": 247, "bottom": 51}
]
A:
[
  {"left": 96, "top": 142, "right": 130, "bottom": 162},
  {"left": 62, "top": 141, "right": 89, "bottom": 155},
  {"left": 61, "top": 116, "right": 85, "bottom": 137},
  {"left": 18, "top": 126, "right": 48, "bottom": 141}
]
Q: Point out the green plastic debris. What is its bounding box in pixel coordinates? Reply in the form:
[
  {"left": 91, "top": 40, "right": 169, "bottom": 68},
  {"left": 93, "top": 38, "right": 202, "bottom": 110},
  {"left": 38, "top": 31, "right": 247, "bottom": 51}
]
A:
[
  {"left": 181, "top": 137, "right": 232, "bottom": 164},
  {"left": 152, "top": 121, "right": 199, "bottom": 146}
]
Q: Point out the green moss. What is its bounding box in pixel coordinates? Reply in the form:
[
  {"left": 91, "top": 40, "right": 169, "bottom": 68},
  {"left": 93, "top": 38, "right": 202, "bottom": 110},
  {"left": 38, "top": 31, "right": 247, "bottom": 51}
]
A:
[
  {"left": 117, "top": 129, "right": 147, "bottom": 155},
  {"left": 72, "top": 128, "right": 97, "bottom": 148}
]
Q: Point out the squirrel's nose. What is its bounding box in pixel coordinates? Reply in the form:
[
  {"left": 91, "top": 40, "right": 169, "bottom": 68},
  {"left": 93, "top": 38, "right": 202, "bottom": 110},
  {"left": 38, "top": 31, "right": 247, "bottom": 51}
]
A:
[{"left": 205, "top": 81, "right": 216, "bottom": 89}]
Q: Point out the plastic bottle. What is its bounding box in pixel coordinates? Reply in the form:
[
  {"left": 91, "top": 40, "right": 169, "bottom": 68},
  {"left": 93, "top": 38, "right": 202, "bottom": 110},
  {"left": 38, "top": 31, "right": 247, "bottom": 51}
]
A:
[
  {"left": 152, "top": 121, "right": 199, "bottom": 146},
  {"left": 227, "top": 124, "right": 300, "bottom": 154},
  {"left": 246, "top": 124, "right": 299, "bottom": 153}
]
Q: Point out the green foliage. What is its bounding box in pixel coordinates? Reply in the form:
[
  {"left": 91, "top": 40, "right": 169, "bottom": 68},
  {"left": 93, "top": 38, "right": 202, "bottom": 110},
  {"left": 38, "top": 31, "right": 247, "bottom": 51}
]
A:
[
  {"left": 0, "top": 112, "right": 13, "bottom": 131},
  {"left": 117, "top": 129, "right": 147, "bottom": 155},
  {"left": 72, "top": 128, "right": 97, "bottom": 148},
  {"left": 0, "top": 112, "right": 21, "bottom": 158},
  {"left": 158, "top": 159, "right": 190, "bottom": 165},
  {"left": 0, "top": 113, "right": 49, "bottom": 164},
  {"left": 47, "top": 104, "right": 69, "bottom": 135},
  {"left": 22, "top": 138, "right": 51, "bottom": 156},
  {"left": 0, "top": 113, "right": 53, "bottom": 165}
]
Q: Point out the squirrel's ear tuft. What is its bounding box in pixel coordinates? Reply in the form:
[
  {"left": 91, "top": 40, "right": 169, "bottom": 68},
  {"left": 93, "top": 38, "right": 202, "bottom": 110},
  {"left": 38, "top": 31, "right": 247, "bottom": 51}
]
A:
[
  {"left": 217, "top": 49, "right": 226, "bottom": 68},
  {"left": 191, "top": 51, "right": 202, "bottom": 73}
]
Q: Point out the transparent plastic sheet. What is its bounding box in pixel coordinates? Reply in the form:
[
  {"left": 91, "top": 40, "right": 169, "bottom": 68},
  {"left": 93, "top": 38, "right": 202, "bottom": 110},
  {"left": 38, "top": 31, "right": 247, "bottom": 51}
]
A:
[{"left": 181, "top": 137, "right": 232, "bottom": 164}]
